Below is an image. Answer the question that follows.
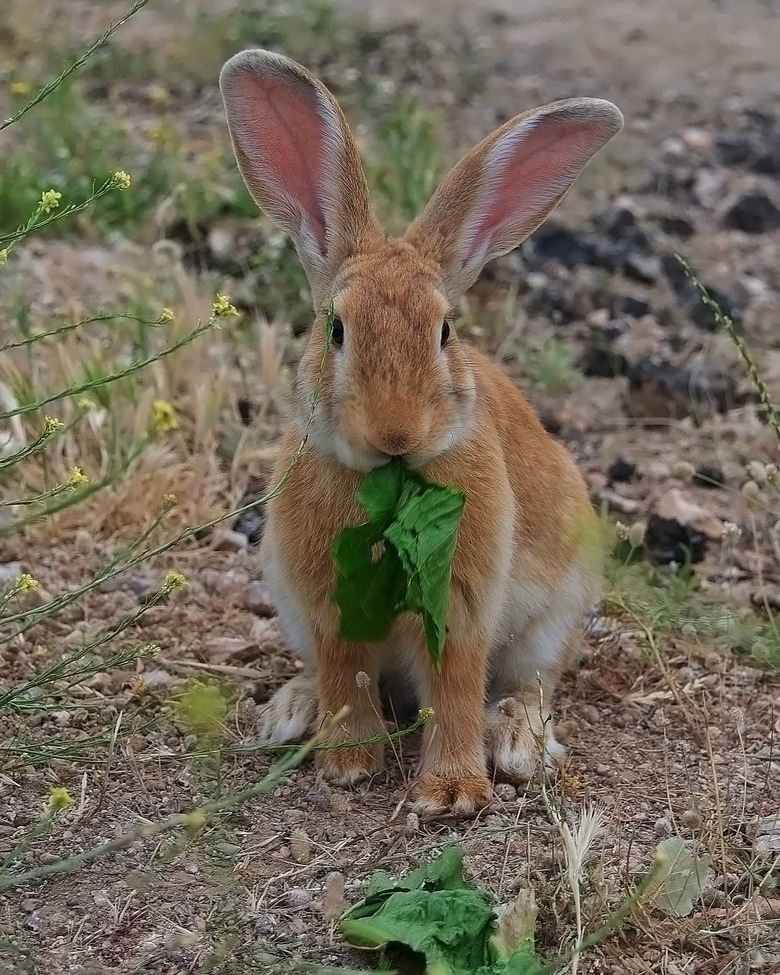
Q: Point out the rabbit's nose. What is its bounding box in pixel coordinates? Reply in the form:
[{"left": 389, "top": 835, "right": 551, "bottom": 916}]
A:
[{"left": 372, "top": 429, "right": 413, "bottom": 458}]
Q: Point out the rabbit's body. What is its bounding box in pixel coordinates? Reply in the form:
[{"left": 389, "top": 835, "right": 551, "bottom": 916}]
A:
[{"left": 220, "top": 50, "right": 622, "bottom": 813}]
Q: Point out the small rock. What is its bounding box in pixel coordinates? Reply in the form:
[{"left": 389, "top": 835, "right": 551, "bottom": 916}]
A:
[
  {"left": 644, "top": 514, "right": 707, "bottom": 566},
  {"left": 754, "top": 815, "right": 780, "bottom": 857},
  {"left": 654, "top": 488, "right": 724, "bottom": 540},
  {"left": 625, "top": 358, "right": 738, "bottom": 421},
  {"left": 654, "top": 816, "right": 673, "bottom": 837},
  {"left": 578, "top": 340, "right": 629, "bottom": 379},
  {"left": 233, "top": 499, "right": 265, "bottom": 545},
  {"left": 125, "top": 574, "right": 159, "bottom": 597},
  {"left": 142, "top": 668, "right": 177, "bottom": 691},
  {"left": 714, "top": 134, "right": 756, "bottom": 167},
  {"left": 51, "top": 711, "right": 71, "bottom": 727},
  {"left": 248, "top": 617, "right": 283, "bottom": 649},
  {"left": 682, "top": 127, "right": 714, "bottom": 153},
  {"left": 611, "top": 294, "right": 651, "bottom": 318},
  {"left": 213, "top": 529, "right": 248, "bottom": 553},
  {"left": 202, "top": 637, "right": 256, "bottom": 664},
  {"left": 722, "top": 192, "right": 780, "bottom": 234},
  {"left": 527, "top": 222, "right": 600, "bottom": 268},
  {"left": 242, "top": 581, "right": 276, "bottom": 617},
  {"left": 622, "top": 253, "right": 661, "bottom": 285},
  {"left": 0, "top": 561, "right": 23, "bottom": 586},
  {"left": 658, "top": 214, "right": 695, "bottom": 239},
  {"left": 606, "top": 457, "right": 637, "bottom": 483},
  {"left": 286, "top": 887, "right": 312, "bottom": 908}
]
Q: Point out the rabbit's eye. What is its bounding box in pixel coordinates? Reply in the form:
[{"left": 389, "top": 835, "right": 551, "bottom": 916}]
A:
[
  {"left": 331, "top": 316, "right": 344, "bottom": 348},
  {"left": 440, "top": 319, "right": 450, "bottom": 347}
]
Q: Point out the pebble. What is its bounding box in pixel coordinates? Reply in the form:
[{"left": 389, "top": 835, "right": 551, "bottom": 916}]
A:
[
  {"left": 722, "top": 192, "right": 780, "bottom": 234},
  {"left": 242, "top": 581, "right": 276, "bottom": 617},
  {"left": 0, "top": 561, "right": 23, "bottom": 586},
  {"left": 213, "top": 529, "right": 249, "bottom": 553}
]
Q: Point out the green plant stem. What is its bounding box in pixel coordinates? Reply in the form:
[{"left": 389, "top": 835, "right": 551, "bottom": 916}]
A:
[
  {"left": 0, "top": 318, "right": 216, "bottom": 421},
  {"left": 677, "top": 255, "right": 780, "bottom": 447},
  {"left": 0, "top": 0, "right": 152, "bottom": 133},
  {"left": 533, "top": 854, "right": 669, "bottom": 975},
  {"left": 0, "top": 709, "right": 348, "bottom": 892}
]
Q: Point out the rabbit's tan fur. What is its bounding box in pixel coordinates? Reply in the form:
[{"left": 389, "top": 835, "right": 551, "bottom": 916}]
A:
[{"left": 220, "top": 50, "right": 623, "bottom": 814}]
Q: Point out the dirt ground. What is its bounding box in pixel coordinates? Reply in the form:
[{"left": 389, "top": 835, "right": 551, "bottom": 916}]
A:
[{"left": 2, "top": 0, "right": 780, "bottom": 973}]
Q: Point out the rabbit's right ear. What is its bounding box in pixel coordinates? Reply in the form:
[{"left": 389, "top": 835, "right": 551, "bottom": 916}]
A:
[{"left": 220, "top": 50, "right": 380, "bottom": 306}]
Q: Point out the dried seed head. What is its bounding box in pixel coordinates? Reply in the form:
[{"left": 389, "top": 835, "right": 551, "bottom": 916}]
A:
[
  {"left": 322, "top": 872, "right": 346, "bottom": 920},
  {"left": 355, "top": 671, "right": 371, "bottom": 688},
  {"left": 498, "top": 697, "right": 518, "bottom": 718},
  {"left": 673, "top": 460, "right": 696, "bottom": 481},
  {"left": 741, "top": 480, "right": 761, "bottom": 503}
]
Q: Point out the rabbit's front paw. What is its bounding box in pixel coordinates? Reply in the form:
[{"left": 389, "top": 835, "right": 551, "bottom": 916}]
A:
[
  {"left": 257, "top": 675, "right": 319, "bottom": 743},
  {"left": 485, "top": 698, "right": 566, "bottom": 783},
  {"left": 412, "top": 773, "right": 493, "bottom": 816},
  {"left": 315, "top": 724, "right": 385, "bottom": 787}
]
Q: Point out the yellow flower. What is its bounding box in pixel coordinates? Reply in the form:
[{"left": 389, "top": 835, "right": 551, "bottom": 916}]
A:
[
  {"left": 0, "top": 248, "right": 8, "bottom": 265},
  {"left": 163, "top": 570, "right": 187, "bottom": 592},
  {"left": 419, "top": 707, "right": 435, "bottom": 721},
  {"left": 185, "top": 809, "right": 208, "bottom": 831},
  {"left": 139, "top": 642, "right": 162, "bottom": 659},
  {"left": 212, "top": 294, "right": 238, "bottom": 318},
  {"left": 39, "top": 189, "right": 62, "bottom": 213},
  {"left": 150, "top": 399, "right": 179, "bottom": 435},
  {"left": 43, "top": 416, "right": 64, "bottom": 436},
  {"left": 66, "top": 466, "right": 89, "bottom": 489},
  {"left": 111, "top": 170, "right": 131, "bottom": 190},
  {"left": 148, "top": 84, "right": 170, "bottom": 107},
  {"left": 158, "top": 307, "right": 175, "bottom": 324},
  {"left": 76, "top": 396, "right": 97, "bottom": 412},
  {"left": 10, "top": 80, "right": 31, "bottom": 97},
  {"left": 10, "top": 573, "right": 38, "bottom": 596},
  {"left": 149, "top": 122, "right": 173, "bottom": 144},
  {"left": 47, "top": 786, "right": 74, "bottom": 812},
  {"left": 161, "top": 493, "right": 178, "bottom": 511}
]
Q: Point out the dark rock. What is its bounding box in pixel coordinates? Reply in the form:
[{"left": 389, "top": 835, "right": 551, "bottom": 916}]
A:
[
  {"left": 579, "top": 341, "right": 629, "bottom": 379},
  {"left": 621, "top": 252, "right": 662, "bottom": 285},
  {"left": 526, "top": 222, "right": 600, "bottom": 268},
  {"left": 606, "top": 458, "right": 638, "bottom": 483},
  {"left": 714, "top": 134, "right": 756, "bottom": 167},
  {"left": 644, "top": 514, "right": 707, "bottom": 566},
  {"left": 625, "top": 358, "right": 738, "bottom": 421},
  {"left": 751, "top": 134, "right": 780, "bottom": 176},
  {"left": 233, "top": 497, "right": 266, "bottom": 545},
  {"left": 600, "top": 207, "right": 652, "bottom": 250},
  {"left": 693, "top": 464, "right": 726, "bottom": 489},
  {"left": 660, "top": 255, "right": 742, "bottom": 331},
  {"left": 658, "top": 214, "right": 695, "bottom": 239},
  {"left": 722, "top": 192, "right": 780, "bottom": 234},
  {"left": 611, "top": 294, "right": 651, "bottom": 318}
]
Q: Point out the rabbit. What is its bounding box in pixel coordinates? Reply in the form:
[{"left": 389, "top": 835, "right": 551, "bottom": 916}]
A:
[{"left": 219, "top": 49, "right": 623, "bottom": 815}]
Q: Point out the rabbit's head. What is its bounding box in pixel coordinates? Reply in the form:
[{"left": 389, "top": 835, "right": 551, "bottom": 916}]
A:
[{"left": 220, "top": 51, "right": 622, "bottom": 471}]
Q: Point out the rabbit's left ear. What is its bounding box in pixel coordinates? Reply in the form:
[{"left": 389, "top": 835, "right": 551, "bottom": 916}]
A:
[
  {"left": 405, "top": 98, "right": 623, "bottom": 300},
  {"left": 220, "top": 50, "right": 380, "bottom": 306}
]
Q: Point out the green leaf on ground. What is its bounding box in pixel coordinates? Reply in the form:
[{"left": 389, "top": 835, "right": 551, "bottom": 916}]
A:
[
  {"left": 340, "top": 847, "right": 544, "bottom": 975},
  {"left": 330, "top": 459, "right": 465, "bottom": 669}
]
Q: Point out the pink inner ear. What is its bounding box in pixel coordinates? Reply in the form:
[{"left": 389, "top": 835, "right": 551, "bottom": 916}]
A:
[
  {"left": 233, "top": 71, "right": 329, "bottom": 251},
  {"left": 466, "top": 120, "right": 607, "bottom": 263}
]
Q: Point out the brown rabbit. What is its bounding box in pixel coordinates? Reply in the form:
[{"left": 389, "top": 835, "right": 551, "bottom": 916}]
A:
[{"left": 220, "top": 50, "right": 623, "bottom": 814}]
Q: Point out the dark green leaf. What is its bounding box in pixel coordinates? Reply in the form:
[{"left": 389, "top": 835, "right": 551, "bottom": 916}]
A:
[{"left": 330, "top": 460, "right": 465, "bottom": 669}]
